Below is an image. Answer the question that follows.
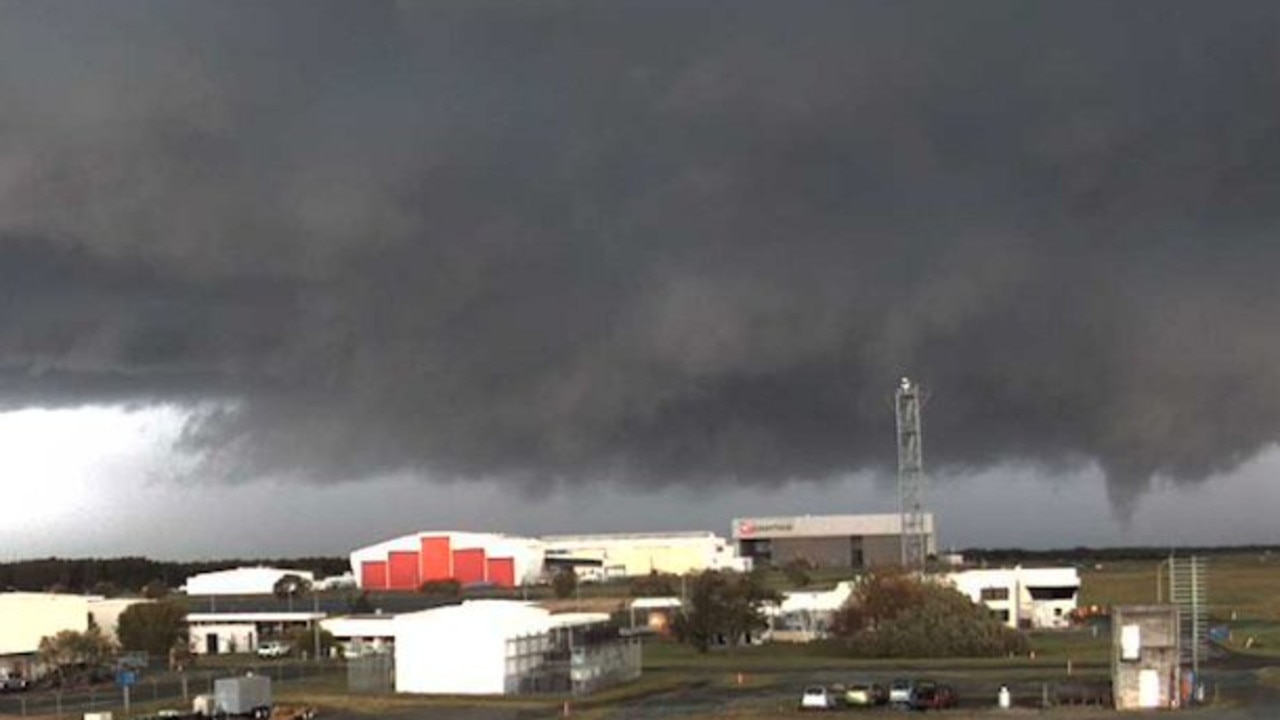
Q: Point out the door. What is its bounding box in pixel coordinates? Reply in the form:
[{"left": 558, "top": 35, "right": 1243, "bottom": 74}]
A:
[
  {"left": 205, "top": 633, "right": 220, "bottom": 655},
  {"left": 1138, "top": 668, "right": 1161, "bottom": 708}
]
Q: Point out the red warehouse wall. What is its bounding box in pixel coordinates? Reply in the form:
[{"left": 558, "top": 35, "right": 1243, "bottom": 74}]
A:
[
  {"left": 361, "top": 560, "right": 388, "bottom": 590},
  {"left": 452, "top": 548, "right": 487, "bottom": 585},
  {"left": 420, "top": 536, "right": 452, "bottom": 582},
  {"left": 387, "top": 551, "right": 420, "bottom": 590},
  {"left": 486, "top": 557, "right": 515, "bottom": 587}
]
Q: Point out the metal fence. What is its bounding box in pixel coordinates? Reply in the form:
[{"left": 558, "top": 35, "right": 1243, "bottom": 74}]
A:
[{"left": 0, "top": 660, "right": 345, "bottom": 718}]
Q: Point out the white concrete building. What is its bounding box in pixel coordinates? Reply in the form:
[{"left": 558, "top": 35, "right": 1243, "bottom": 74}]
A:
[
  {"left": 946, "top": 567, "right": 1081, "bottom": 629},
  {"left": 320, "top": 613, "right": 397, "bottom": 657},
  {"left": 766, "top": 581, "right": 856, "bottom": 643},
  {"left": 186, "top": 611, "right": 325, "bottom": 655},
  {"left": 184, "top": 567, "right": 317, "bottom": 596},
  {"left": 394, "top": 600, "right": 639, "bottom": 695},
  {"left": 542, "top": 532, "right": 749, "bottom": 580}
]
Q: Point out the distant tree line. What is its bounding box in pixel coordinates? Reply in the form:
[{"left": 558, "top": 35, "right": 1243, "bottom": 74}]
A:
[
  {"left": 0, "top": 556, "right": 350, "bottom": 594},
  {"left": 962, "top": 545, "right": 1280, "bottom": 566}
]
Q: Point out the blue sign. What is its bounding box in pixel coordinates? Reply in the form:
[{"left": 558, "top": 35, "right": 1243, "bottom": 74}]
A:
[{"left": 116, "top": 670, "right": 137, "bottom": 687}]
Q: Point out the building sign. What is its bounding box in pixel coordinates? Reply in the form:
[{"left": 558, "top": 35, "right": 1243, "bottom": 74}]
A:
[{"left": 736, "top": 520, "right": 795, "bottom": 537}]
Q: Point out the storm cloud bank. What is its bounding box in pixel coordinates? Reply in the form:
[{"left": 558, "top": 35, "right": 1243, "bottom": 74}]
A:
[{"left": 3, "top": 1, "right": 1280, "bottom": 510}]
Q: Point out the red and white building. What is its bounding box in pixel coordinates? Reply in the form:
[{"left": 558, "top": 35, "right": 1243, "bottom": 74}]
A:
[{"left": 350, "top": 532, "right": 545, "bottom": 590}]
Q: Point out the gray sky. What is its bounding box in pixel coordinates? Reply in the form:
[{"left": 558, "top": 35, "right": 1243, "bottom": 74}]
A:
[{"left": 3, "top": 1, "right": 1280, "bottom": 558}]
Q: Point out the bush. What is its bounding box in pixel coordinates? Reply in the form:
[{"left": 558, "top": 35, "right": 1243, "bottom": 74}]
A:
[
  {"left": 831, "top": 567, "right": 1028, "bottom": 658},
  {"left": 419, "top": 579, "right": 462, "bottom": 598},
  {"left": 551, "top": 569, "right": 578, "bottom": 599}
]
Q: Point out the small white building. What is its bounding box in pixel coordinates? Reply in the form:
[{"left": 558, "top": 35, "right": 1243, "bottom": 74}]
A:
[
  {"left": 766, "top": 581, "right": 856, "bottom": 642},
  {"left": 542, "top": 532, "right": 749, "bottom": 580},
  {"left": 394, "top": 600, "right": 639, "bottom": 696},
  {"left": 186, "top": 611, "right": 325, "bottom": 655},
  {"left": 320, "top": 613, "right": 397, "bottom": 657},
  {"left": 626, "top": 597, "right": 683, "bottom": 635},
  {"left": 184, "top": 567, "right": 317, "bottom": 596},
  {"left": 946, "top": 567, "right": 1081, "bottom": 629}
]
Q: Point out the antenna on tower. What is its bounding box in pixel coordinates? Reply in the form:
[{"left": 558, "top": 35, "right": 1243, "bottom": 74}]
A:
[{"left": 895, "top": 377, "right": 928, "bottom": 571}]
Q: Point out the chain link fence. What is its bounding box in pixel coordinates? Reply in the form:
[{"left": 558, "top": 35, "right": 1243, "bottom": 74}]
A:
[{"left": 0, "top": 660, "right": 345, "bottom": 718}]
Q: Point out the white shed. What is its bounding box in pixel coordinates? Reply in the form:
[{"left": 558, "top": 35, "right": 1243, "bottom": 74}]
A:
[
  {"left": 394, "top": 601, "right": 551, "bottom": 695},
  {"left": 393, "top": 600, "right": 637, "bottom": 696},
  {"left": 184, "top": 567, "right": 316, "bottom": 596}
]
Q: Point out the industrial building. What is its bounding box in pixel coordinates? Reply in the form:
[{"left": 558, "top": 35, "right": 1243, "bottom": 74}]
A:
[
  {"left": 350, "top": 532, "right": 544, "bottom": 590},
  {"left": 946, "top": 567, "right": 1081, "bottom": 629},
  {"left": 732, "top": 513, "right": 936, "bottom": 569},
  {"left": 0, "top": 593, "right": 149, "bottom": 676},
  {"left": 0, "top": 593, "right": 93, "bottom": 675},
  {"left": 542, "top": 531, "right": 749, "bottom": 580},
  {"left": 184, "top": 566, "right": 317, "bottom": 596},
  {"left": 186, "top": 611, "right": 325, "bottom": 655},
  {"left": 394, "top": 600, "right": 640, "bottom": 696}
]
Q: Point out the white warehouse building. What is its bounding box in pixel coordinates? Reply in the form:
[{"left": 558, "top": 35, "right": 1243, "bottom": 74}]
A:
[
  {"left": 350, "top": 532, "right": 545, "bottom": 591},
  {"left": 541, "top": 531, "right": 749, "bottom": 580},
  {"left": 0, "top": 593, "right": 149, "bottom": 675},
  {"left": 947, "top": 567, "right": 1081, "bottom": 629},
  {"left": 394, "top": 601, "right": 640, "bottom": 696},
  {"left": 184, "top": 567, "right": 316, "bottom": 596}
]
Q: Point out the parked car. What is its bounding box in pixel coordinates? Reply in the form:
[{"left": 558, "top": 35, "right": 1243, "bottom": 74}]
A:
[
  {"left": 913, "top": 681, "right": 958, "bottom": 710},
  {"left": 256, "top": 641, "right": 291, "bottom": 659},
  {"left": 799, "top": 685, "right": 835, "bottom": 710},
  {"left": 888, "top": 678, "right": 915, "bottom": 707},
  {"left": 843, "top": 682, "right": 886, "bottom": 707},
  {"left": 0, "top": 671, "right": 29, "bottom": 693}
]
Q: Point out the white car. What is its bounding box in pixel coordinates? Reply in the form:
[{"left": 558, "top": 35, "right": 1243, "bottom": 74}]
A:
[
  {"left": 256, "top": 641, "right": 290, "bottom": 659},
  {"left": 799, "top": 685, "right": 834, "bottom": 710}
]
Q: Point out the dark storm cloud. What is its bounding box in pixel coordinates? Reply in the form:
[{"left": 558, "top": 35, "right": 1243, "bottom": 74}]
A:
[{"left": 3, "top": 0, "right": 1280, "bottom": 510}]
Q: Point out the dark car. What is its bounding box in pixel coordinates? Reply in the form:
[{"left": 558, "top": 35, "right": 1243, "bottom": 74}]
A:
[{"left": 912, "top": 681, "right": 958, "bottom": 710}]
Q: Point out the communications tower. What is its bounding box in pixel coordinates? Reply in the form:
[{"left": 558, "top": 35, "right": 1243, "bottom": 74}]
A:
[{"left": 895, "top": 377, "right": 927, "bottom": 570}]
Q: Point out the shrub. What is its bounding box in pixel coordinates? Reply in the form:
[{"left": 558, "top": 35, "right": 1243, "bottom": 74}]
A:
[
  {"left": 831, "top": 567, "right": 1028, "bottom": 658},
  {"left": 419, "top": 579, "right": 462, "bottom": 598}
]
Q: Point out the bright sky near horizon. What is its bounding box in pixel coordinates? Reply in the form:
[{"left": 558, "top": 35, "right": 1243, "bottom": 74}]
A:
[{"left": 3, "top": 407, "right": 1277, "bottom": 561}]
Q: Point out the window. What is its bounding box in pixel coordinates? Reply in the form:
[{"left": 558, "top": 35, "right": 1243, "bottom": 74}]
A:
[{"left": 980, "top": 587, "right": 1010, "bottom": 601}]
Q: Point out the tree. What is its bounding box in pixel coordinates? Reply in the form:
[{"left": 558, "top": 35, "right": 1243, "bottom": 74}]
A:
[
  {"left": 284, "top": 625, "right": 336, "bottom": 660},
  {"left": 141, "top": 579, "right": 170, "bottom": 599},
  {"left": 117, "top": 601, "right": 188, "bottom": 657},
  {"left": 273, "top": 573, "right": 312, "bottom": 611},
  {"left": 551, "top": 569, "right": 579, "bottom": 599},
  {"left": 38, "top": 627, "right": 117, "bottom": 685},
  {"left": 781, "top": 558, "right": 813, "bottom": 588},
  {"left": 830, "top": 567, "right": 1028, "bottom": 658},
  {"left": 347, "top": 591, "right": 376, "bottom": 614},
  {"left": 672, "top": 570, "right": 781, "bottom": 652},
  {"left": 629, "top": 571, "right": 678, "bottom": 598}
]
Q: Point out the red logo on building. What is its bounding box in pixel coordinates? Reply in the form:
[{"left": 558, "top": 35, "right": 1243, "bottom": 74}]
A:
[{"left": 738, "top": 521, "right": 755, "bottom": 537}]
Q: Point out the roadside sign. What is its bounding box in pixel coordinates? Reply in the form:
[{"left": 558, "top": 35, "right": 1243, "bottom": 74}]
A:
[{"left": 116, "top": 670, "right": 137, "bottom": 687}]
